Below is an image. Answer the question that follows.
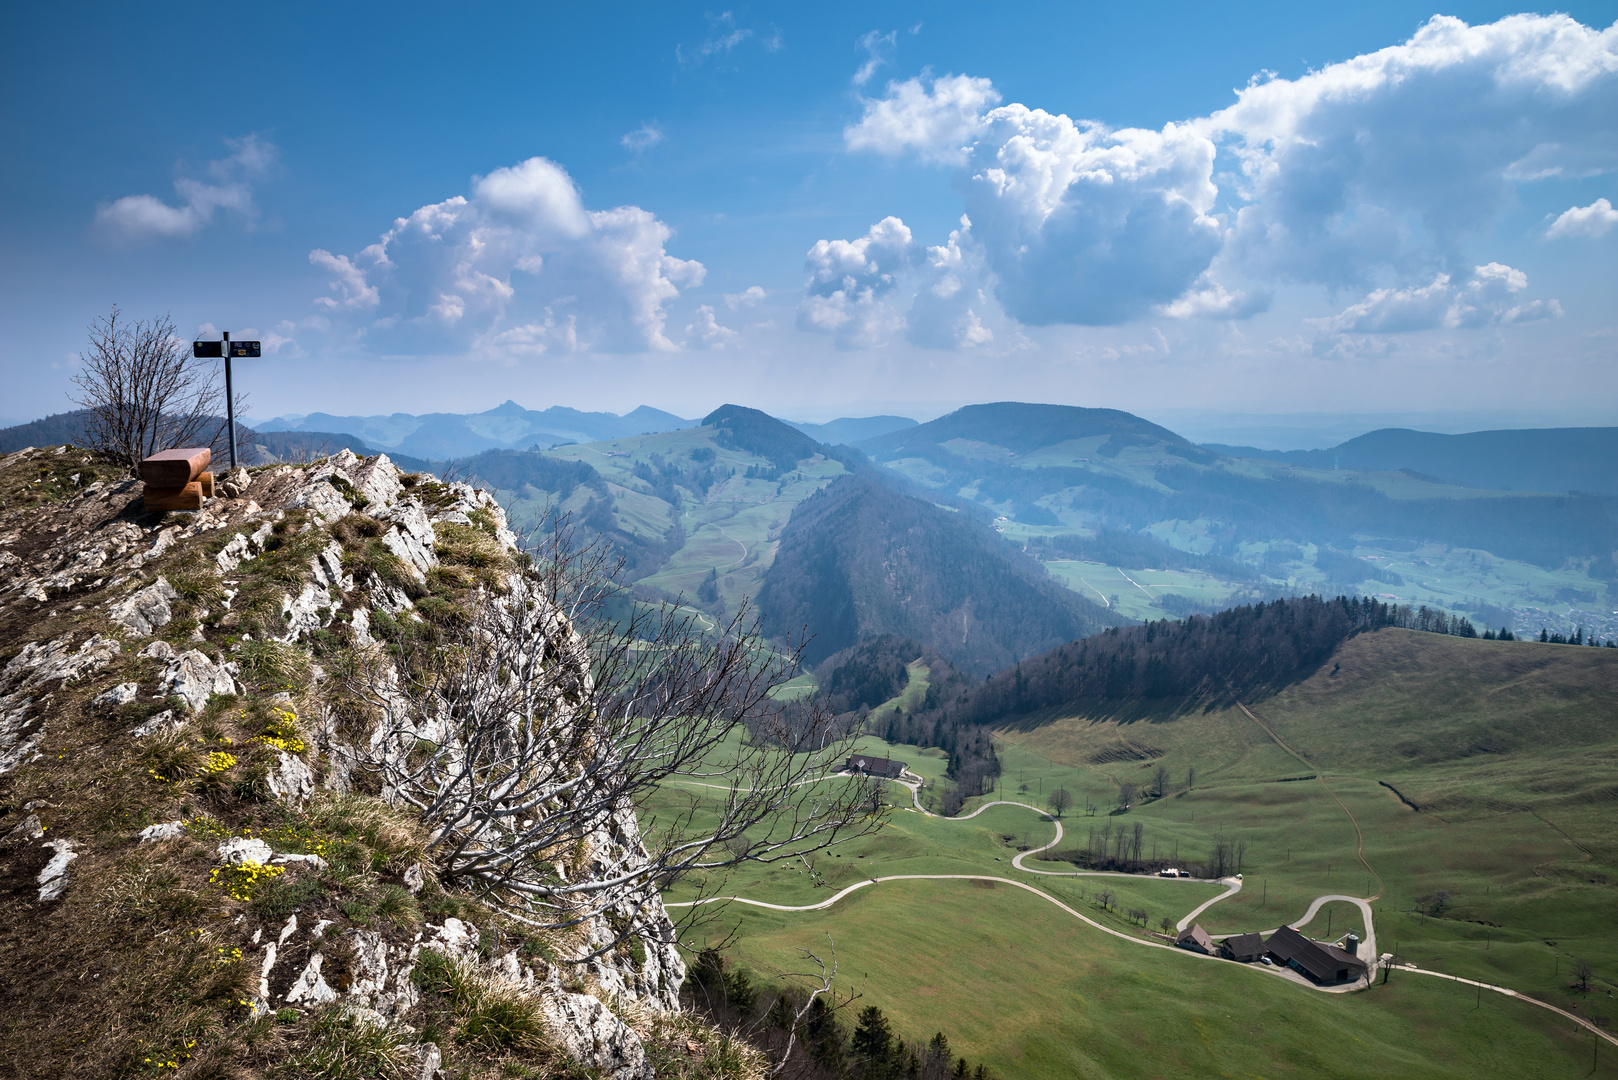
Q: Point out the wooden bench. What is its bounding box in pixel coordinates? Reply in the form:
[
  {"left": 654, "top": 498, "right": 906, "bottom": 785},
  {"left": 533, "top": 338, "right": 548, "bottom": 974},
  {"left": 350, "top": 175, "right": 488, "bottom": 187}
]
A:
[{"left": 140, "top": 447, "right": 212, "bottom": 512}]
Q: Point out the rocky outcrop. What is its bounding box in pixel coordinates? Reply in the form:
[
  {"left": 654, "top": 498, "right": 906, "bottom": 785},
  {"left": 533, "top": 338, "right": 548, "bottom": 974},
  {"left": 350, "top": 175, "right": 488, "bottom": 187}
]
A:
[{"left": 0, "top": 446, "right": 693, "bottom": 1078}]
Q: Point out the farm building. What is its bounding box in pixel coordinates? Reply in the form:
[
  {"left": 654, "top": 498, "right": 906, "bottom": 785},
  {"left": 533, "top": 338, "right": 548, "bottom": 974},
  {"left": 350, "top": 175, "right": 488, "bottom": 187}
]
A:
[
  {"left": 1220, "top": 932, "right": 1265, "bottom": 962},
  {"left": 1176, "top": 924, "right": 1214, "bottom": 954},
  {"left": 846, "top": 755, "right": 907, "bottom": 779},
  {"left": 1264, "top": 924, "right": 1368, "bottom": 984}
]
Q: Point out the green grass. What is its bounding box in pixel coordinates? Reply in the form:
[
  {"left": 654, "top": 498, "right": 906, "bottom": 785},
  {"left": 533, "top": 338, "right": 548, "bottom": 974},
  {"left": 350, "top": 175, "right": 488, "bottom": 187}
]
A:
[{"left": 663, "top": 629, "right": 1618, "bottom": 1077}]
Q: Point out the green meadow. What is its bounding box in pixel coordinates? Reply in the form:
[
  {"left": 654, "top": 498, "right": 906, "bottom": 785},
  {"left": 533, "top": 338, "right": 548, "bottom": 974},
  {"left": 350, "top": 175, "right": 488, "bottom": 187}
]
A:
[{"left": 659, "top": 630, "right": 1618, "bottom": 1078}]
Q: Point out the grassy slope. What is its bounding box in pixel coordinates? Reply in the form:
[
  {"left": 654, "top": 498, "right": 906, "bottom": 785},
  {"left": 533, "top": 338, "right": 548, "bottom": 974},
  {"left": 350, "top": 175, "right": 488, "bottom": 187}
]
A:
[
  {"left": 663, "top": 631, "right": 1618, "bottom": 1078},
  {"left": 498, "top": 427, "right": 848, "bottom": 614}
]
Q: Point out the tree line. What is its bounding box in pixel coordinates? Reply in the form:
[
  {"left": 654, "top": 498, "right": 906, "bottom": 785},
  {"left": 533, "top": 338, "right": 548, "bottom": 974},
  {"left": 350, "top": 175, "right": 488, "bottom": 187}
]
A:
[{"left": 688, "top": 949, "right": 994, "bottom": 1078}]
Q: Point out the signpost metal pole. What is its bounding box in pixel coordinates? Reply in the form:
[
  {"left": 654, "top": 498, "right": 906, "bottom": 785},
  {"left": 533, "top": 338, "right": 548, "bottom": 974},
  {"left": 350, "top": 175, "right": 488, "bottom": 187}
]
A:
[{"left": 224, "top": 331, "right": 236, "bottom": 471}]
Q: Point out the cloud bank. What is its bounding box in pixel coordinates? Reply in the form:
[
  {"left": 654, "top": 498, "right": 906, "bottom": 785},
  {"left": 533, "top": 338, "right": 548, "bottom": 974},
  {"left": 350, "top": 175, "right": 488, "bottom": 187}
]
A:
[
  {"left": 309, "top": 156, "right": 704, "bottom": 356},
  {"left": 831, "top": 14, "right": 1613, "bottom": 337}
]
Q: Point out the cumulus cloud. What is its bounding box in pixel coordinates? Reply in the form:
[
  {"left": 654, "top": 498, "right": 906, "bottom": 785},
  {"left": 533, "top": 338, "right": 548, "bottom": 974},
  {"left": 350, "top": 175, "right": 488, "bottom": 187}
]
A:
[
  {"left": 842, "top": 14, "right": 1618, "bottom": 331},
  {"left": 1205, "top": 14, "right": 1618, "bottom": 287},
  {"left": 906, "top": 217, "right": 996, "bottom": 348},
  {"left": 853, "top": 30, "right": 896, "bottom": 86},
  {"left": 1159, "top": 280, "right": 1272, "bottom": 320},
  {"left": 309, "top": 156, "right": 704, "bottom": 356},
  {"left": 724, "top": 285, "right": 767, "bottom": 309},
  {"left": 845, "top": 74, "right": 1000, "bottom": 165},
  {"left": 1322, "top": 263, "right": 1561, "bottom": 333},
  {"left": 1547, "top": 197, "right": 1618, "bottom": 238},
  {"left": 94, "top": 135, "right": 276, "bottom": 242},
  {"left": 621, "top": 123, "right": 665, "bottom": 151},
  {"left": 685, "top": 305, "right": 738, "bottom": 349},
  {"left": 796, "top": 216, "right": 914, "bottom": 348}
]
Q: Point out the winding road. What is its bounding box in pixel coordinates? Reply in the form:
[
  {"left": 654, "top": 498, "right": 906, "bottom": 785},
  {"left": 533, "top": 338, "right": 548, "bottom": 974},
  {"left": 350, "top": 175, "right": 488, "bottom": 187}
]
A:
[{"left": 666, "top": 758, "right": 1618, "bottom": 1044}]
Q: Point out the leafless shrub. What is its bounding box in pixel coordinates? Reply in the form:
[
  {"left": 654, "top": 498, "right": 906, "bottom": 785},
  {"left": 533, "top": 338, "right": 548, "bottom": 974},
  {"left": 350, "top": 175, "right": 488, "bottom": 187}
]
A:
[
  {"left": 69, "top": 306, "right": 239, "bottom": 468},
  {"left": 353, "top": 520, "right": 881, "bottom": 962}
]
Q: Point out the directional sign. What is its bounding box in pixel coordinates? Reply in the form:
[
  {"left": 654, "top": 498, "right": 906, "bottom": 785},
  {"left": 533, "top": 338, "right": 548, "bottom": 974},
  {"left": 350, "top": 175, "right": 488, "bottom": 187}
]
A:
[
  {"left": 229, "top": 341, "right": 261, "bottom": 358},
  {"left": 193, "top": 340, "right": 223, "bottom": 359}
]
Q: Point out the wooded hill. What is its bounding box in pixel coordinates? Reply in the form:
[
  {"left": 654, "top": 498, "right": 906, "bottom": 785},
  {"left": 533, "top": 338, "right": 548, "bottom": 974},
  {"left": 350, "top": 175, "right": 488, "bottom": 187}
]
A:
[
  {"left": 885, "top": 595, "right": 1477, "bottom": 736},
  {"left": 758, "top": 473, "right": 1122, "bottom": 675}
]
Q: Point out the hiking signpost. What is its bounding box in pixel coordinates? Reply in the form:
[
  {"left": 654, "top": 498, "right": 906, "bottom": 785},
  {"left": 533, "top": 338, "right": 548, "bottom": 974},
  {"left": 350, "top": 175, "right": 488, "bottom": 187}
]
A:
[{"left": 193, "top": 331, "right": 260, "bottom": 470}]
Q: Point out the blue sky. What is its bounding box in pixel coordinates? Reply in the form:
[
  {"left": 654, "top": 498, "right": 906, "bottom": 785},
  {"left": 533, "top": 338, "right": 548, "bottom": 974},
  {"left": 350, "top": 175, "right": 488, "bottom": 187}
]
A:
[{"left": 2, "top": 1, "right": 1615, "bottom": 436}]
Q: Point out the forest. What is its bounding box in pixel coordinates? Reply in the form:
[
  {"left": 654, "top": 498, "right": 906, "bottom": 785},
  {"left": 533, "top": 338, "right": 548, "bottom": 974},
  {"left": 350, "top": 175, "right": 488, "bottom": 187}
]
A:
[{"left": 758, "top": 475, "right": 1120, "bottom": 674}]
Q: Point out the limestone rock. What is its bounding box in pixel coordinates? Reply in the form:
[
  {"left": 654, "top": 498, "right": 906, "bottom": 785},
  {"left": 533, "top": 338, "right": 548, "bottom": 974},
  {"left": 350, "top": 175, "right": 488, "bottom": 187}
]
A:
[
  {"left": 287, "top": 477, "right": 352, "bottom": 525},
  {"left": 419, "top": 918, "right": 480, "bottom": 963},
  {"left": 406, "top": 1042, "right": 443, "bottom": 1080},
  {"left": 270, "top": 852, "right": 327, "bottom": 869},
  {"left": 377, "top": 501, "right": 437, "bottom": 581},
  {"left": 218, "top": 836, "right": 273, "bottom": 865},
  {"left": 138, "top": 640, "right": 175, "bottom": 662},
  {"left": 107, "top": 577, "right": 179, "bottom": 637},
  {"left": 3, "top": 633, "right": 122, "bottom": 692},
  {"left": 265, "top": 750, "right": 315, "bottom": 803},
  {"left": 94, "top": 682, "right": 139, "bottom": 707},
  {"left": 215, "top": 531, "right": 252, "bottom": 572},
  {"left": 538, "top": 992, "right": 652, "bottom": 1080},
  {"left": 351, "top": 455, "right": 404, "bottom": 509},
  {"left": 281, "top": 582, "right": 335, "bottom": 642},
  {"left": 5, "top": 814, "right": 43, "bottom": 842},
  {"left": 128, "top": 710, "right": 181, "bottom": 738},
  {"left": 138, "top": 821, "right": 186, "bottom": 843},
  {"left": 37, "top": 839, "right": 77, "bottom": 901},
  {"left": 285, "top": 953, "right": 339, "bottom": 1005},
  {"left": 160, "top": 650, "right": 238, "bottom": 711}
]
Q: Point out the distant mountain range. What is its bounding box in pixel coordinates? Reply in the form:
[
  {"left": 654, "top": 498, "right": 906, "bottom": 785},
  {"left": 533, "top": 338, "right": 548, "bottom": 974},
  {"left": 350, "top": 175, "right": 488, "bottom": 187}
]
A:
[
  {"left": 1204, "top": 427, "right": 1618, "bottom": 496},
  {"left": 257, "top": 400, "right": 696, "bottom": 459},
  {"left": 784, "top": 415, "right": 917, "bottom": 445}
]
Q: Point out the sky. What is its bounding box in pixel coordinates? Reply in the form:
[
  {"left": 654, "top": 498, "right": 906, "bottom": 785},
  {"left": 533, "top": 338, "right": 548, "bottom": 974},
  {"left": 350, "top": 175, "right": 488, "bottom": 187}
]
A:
[{"left": 2, "top": 1, "right": 1615, "bottom": 442}]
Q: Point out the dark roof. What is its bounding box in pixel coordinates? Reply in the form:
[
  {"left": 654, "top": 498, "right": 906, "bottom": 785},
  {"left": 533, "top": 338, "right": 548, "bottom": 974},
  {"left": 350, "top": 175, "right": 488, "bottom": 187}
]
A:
[
  {"left": 1177, "top": 924, "right": 1214, "bottom": 952},
  {"left": 1265, "top": 925, "right": 1366, "bottom": 982},
  {"left": 846, "top": 755, "right": 906, "bottom": 777},
  {"left": 1222, "top": 932, "right": 1264, "bottom": 959}
]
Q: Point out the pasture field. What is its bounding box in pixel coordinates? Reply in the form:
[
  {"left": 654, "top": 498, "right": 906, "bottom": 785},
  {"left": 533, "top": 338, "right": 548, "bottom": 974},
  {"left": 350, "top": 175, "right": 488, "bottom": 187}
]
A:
[{"left": 660, "top": 630, "right": 1618, "bottom": 1077}]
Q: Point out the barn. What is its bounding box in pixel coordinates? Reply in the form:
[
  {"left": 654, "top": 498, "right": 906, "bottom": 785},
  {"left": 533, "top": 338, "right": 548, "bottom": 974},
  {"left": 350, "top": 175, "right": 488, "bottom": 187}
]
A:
[
  {"left": 1264, "top": 924, "right": 1368, "bottom": 983},
  {"left": 845, "top": 755, "right": 907, "bottom": 779}
]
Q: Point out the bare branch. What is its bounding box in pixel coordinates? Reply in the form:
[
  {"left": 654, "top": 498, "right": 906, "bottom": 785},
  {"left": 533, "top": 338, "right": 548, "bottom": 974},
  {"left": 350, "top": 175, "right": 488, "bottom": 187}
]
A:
[{"left": 350, "top": 516, "right": 883, "bottom": 962}]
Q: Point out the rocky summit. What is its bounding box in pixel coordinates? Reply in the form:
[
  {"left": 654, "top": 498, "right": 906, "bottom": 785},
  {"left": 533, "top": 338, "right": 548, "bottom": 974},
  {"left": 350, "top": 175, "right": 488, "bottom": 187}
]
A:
[{"left": 0, "top": 445, "right": 745, "bottom": 1079}]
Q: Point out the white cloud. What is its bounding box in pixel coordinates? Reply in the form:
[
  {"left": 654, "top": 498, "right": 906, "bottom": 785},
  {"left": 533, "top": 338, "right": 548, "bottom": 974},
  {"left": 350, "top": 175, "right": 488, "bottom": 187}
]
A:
[
  {"left": 844, "top": 74, "right": 1000, "bottom": 165},
  {"left": 94, "top": 134, "right": 276, "bottom": 242},
  {"left": 1321, "top": 263, "right": 1561, "bottom": 333},
  {"left": 724, "top": 285, "right": 767, "bottom": 309},
  {"left": 1205, "top": 14, "right": 1618, "bottom": 287},
  {"left": 906, "top": 217, "right": 996, "bottom": 348},
  {"left": 842, "top": 14, "right": 1618, "bottom": 331},
  {"left": 621, "top": 123, "right": 665, "bottom": 151},
  {"left": 853, "top": 30, "right": 896, "bottom": 86},
  {"left": 796, "top": 216, "right": 915, "bottom": 349},
  {"left": 1547, "top": 197, "right": 1618, "bottom": 238},
  {"left": 686, "top": 305, "right": 738, "bottom": 349},
  {"left": 309, "top": 156, "right": 704, "bottom": 356},
  {"left": 677, "top": 12, "right": 779, "bottom": 66},
  {"left": 1159, "top": 280, "right": 1272, "bottom": 320}
]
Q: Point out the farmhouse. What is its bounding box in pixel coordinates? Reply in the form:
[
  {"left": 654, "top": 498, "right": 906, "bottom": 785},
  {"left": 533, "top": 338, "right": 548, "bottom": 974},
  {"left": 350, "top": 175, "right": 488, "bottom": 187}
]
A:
[
  {"left": 1176, "top": 923, "right": 1214, "bottom": 954},
  {"left": 846, "top": 754, "right": 907, "bottom": 779},
  {"left": 1220, "top": 932, "right": 1265, "bottom": 962},
  {"left": 1264, "top": 924, "right": 1368, "bottom": 984}
]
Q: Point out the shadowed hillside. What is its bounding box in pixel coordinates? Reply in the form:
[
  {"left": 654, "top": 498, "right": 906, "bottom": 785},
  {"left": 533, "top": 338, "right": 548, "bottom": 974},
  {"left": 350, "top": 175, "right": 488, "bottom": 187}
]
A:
[{"left": 758, "top": 473, "right": 1122, "bottom": 675}]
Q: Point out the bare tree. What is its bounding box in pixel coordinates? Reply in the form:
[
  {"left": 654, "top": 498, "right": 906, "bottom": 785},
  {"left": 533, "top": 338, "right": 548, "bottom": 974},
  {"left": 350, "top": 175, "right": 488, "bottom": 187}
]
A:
[
  {"left": 1117, "top": 780, "right": 1138, "bottom": 809},
  {"left": 1094, "top": 887, "right": 1116, "bottom": 912},
  {"left": 69, "top": 306, "right": 235, "bottom": 468},
  {"left": 1150, "top": 764, "right": 1170, "bottom": 798},
  {"left": 353, "top": 522, "right": 881, "bottom": 961},
  {"left": 1571, "top": 958, "right": 1594, "bottom": 992},
  {"left": 1047, "top": 788, "right": 1072, "bottom": 818}
]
